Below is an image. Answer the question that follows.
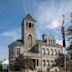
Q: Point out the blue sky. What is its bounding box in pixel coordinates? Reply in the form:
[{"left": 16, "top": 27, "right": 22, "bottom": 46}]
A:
[{"left": 0, "top": 0, "right": 72, "bottom": 59}]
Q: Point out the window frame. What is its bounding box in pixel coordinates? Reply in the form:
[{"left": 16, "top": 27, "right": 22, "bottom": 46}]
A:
[
  {"left": 16, "top": 48, "right": 20, "bottom": 57},
  {"left": 28, "top": 34, "right": 32, "bottom": 47}
]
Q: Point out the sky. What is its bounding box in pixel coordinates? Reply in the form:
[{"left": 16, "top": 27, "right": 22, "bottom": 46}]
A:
[{"left": 0, "top": 0, "right": 72, "bottom": 59}]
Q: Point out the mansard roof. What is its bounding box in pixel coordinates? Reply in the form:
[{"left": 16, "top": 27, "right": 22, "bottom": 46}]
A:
[{"left": 24, "top": 13, "right": 36, "bottom": 22}]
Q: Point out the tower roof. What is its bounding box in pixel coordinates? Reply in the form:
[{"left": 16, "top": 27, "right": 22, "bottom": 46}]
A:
[{"left": 24, "top": 13, "right": 36, "bottom": 22}]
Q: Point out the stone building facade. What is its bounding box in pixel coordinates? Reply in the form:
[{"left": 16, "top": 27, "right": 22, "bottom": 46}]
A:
[{"left": 8, "top": 14, "right": 63, "bottom": 72}]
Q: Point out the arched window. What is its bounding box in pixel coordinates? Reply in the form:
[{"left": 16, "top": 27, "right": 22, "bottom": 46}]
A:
[
  {"left": 49, "top": 40, "right": 52, "bottom": 46},
  {"left": 42, "top": 48, "right": 45, "bottom": 55},
  {"left": 51, "top": 49, "right": 53, "bottom": 56},
  {"left": 55, "top": 49, "right": 57, "bottom": 56},
  {"left": 28, "top": 34, "right": 32, "bottom": 47},
  {"left": 47, "top": 60, "right": 49, "bottom": 66},
  {"left": 42, "top": 60, "right": 45, "bottom": 66},
  {"left": 46, "top": 48, "right": 49, "bottom": 55},
  {"left": 49, "top": 40, "right": 50, "bottom": 45}
]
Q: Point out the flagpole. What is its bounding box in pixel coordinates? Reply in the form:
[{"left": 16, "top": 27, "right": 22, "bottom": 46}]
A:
[{"left": 62, "top": 15, "right": 66, "bottom": 72}]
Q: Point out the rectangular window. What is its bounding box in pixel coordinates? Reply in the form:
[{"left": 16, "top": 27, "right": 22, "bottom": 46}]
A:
[
  {"left": 49, "top": 40, "right": 50, "bottom": 46},
  {"left": 51, "top": 60, "right": 53, "bottom": 66},
  {"left": 37, "top": 59, "right": 38, "bottom": 66},
  {"left": 58, "top": 50, "right": 60, "bottom": 54},
  {"left": 46, "top": 49, "right": 49, "bottom": 55},
  {"left": 32, "top": 24, "right": 34, "bottom": 28},
  {"left": 42, "top": 48, "right": 45, "bottom": 55},
  {"left": 47, "top": 60, "right": 49, "bottom": 66},
  {"left": 42, "top": 60, "right": 45, "bottom": 66},
  {"left": 26, "top": 22, "right": 29, "bottom": 27},
  {"left": 53, "top": 40, "right": 55, "bottom": 46},
  {"left": 17, "top": 48, "right": 20, "bottom": 57},
  {"left": 29, "top": 23, "right": 31, "bottom": 28},
  {"left": 51, "top": 49, "right": 53, "bottom": 56},
  {"left": 49, "top": 40, "right": 52, "bottom": 46},
  {"left": 55, "top": 49, "right": 57, "bottom": 56}
]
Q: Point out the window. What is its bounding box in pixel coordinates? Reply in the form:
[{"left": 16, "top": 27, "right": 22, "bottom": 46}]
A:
[
  {"left": 49, "top": 40, "right": 55, "bottom": 46},
  {"left": 47, "top": 60, "right": 49, "bottom": 66},
  {"left": 46, "top": 49, "right": 49, "bottom": 55},
  {"left": 51, "top": 60, "right": 53, "bottom": 66},
  {"left": 58, "top": 50, "right": 60, "bottom": 54},
  {"left": 42, "top": 48, "right": 45, "bottom": 55},
  {"left": 26, "top": 22, "right": 29, "bottom": 27},
  {"left": 29, "top": 23, "right": 31, "bottom": 28},
  {"left": 26, "top": 22, "right": 34, "bottom": 28},
  {"left": 53, "top": 40, "right": 55, "bottom": 46},
  {"left": 16, "top": 48, "right": 20, "bottom": 57},
  {"left": 42, "top": 60, "right": 45, "bottom": 66},
  {"left": 49, "top": 40, "right": 50, "bottom": 45},
  {"left": 51, "top": 49, "right": 53, "bottom": 56},
  {"left": 37, "top": 59, "right": 38, "bottom": 66},
  {"left": 9, "top": 49, "right": 14, "bottom": 58},
  {"left": 32, "top": 24, "right": 34, "bottom": 28},
  {"left": 28, "top": 34, "right": 32, "bottom": 47},
  {"left": 51, "top": 40, "right": 52, "bottom": 46},
  {"left": 55, "top": 49, "right": 57, "bottom": 56}
]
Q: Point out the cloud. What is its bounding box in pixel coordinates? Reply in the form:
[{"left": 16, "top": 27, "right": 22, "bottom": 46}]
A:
[
  {"left": 0, "top": 28, "right": 21, "bottom": 41},
  {"left": 46, "top": 19, "right": 62, "bottom": 29},
  {"left": 35, "top": 0, "right": 72, "bottom": 29},
  {"left": 56, "top": 39, "right": 69, "bottom": 47},
  {"left": 56, "top": 39, "right": 62, "bottom": 45}
]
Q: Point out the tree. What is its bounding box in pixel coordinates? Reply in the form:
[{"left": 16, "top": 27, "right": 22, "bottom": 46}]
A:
[
  {"left": 55, "top": 53, "right": 64, "bottom": 70},
  {"left": 55, "top": 53, "right": 68, "bottom": 71},
  {"left": 0, "top": 63, "right": 2, "bottom": 71},
  {"left": 37, "top": 69, "right": 43, "bottom": 72},
  {"left": 67, "top": 12, "right": 72, "bottom": 51},
  {"left": 13, "top": 54, "right": 35, "bottom": 71},
  {"left": 66, "top": 12, "right": 72, "bottom": 72}
]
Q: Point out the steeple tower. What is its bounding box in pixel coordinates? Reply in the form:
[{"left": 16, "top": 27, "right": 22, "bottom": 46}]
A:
[{"left": 21, "top": 14, "right": 36, "bottom": 49}]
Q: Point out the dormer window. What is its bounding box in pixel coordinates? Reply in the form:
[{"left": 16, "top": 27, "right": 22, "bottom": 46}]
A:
[{"left": 48, "top": 39, "right": 55, "bottom": 46}]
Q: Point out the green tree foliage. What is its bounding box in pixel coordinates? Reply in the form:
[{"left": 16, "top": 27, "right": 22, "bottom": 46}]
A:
[
  {"left": 55, "top": 53, "right": 68, "bottom": 71},
  {"left": 0, "top": 63, "right": 3, "bottom": 71},
  {"left": 67, "top": 12, "right": 72, "bottom": 53},
  {"left": 67, "top": 24, "right": 72, "bottom": 58},
  {"left": 66, "top": 13, "right": 72, "bottom": 72},
  {"left": 37, "top": 69, "right": 43, "bottom": 72},
  {"left": 55, "top": 53, "right": 64, "bottom": 68},
  {"left": 67, "top": 60, "right": 72, "bottom": 71},
  {"left": 13, "top": 54, "right": 35, "bottom": 71}
]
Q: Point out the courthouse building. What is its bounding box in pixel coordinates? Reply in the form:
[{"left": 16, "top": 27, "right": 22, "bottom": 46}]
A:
[{"left": 9, "top": 14, "right": 63, "bottom": 72}]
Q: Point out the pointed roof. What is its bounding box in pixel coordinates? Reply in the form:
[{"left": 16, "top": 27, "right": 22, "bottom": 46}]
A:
[{"left": 24, "top": 13, "right": 36, "bottom": 22}]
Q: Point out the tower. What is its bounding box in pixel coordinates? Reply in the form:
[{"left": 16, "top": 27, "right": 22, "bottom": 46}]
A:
[{"left": 21, "top": 14, "right": 36, "bottom": 49}]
